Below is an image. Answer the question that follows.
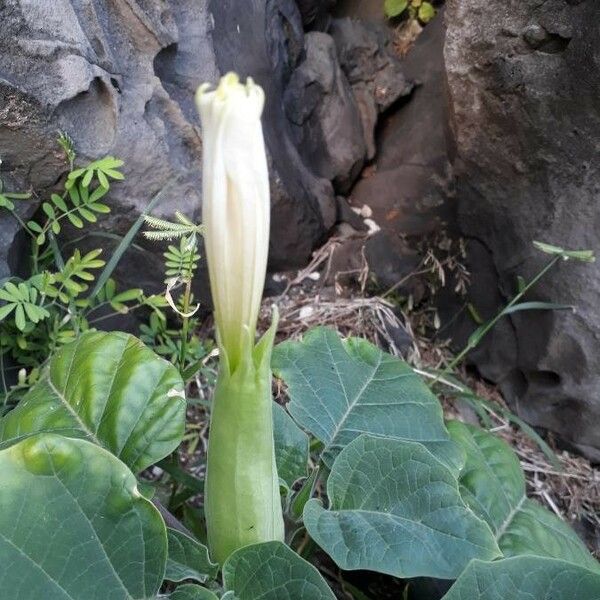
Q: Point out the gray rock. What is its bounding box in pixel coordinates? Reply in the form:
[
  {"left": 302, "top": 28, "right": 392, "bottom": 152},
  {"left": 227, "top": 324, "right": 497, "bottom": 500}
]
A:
[
  {"left": 345, "top": 12, "right": 453, "bottom": 302},
  {"left": 444, "top": 0, "right": 600, "bottom": 457},
  {"left": 364, "top": 231, "right": 422, "bottom": 294},
  {"left": 211, "top": 0, "right": 337, "bottom": 268},
  {"left": 296, "top": 0, "right": 336, "bottom": 30},
  {"left": 284, "top": 31, "right": 366, "bottom": 193},
  {"left": 332, "top": 0, "right": 387, "bottom": 23},
  {"left": 282, "top": 17, "right": 413, "bottom": 194},
  {"left": 330, "top": 18, "right": 414, "bottom": 158},
  {"left": 0, "top": 0, "right": 212, "bottom": 298},
  {"left": 0, "top": 0, "right": 337, "bottom": 297}
]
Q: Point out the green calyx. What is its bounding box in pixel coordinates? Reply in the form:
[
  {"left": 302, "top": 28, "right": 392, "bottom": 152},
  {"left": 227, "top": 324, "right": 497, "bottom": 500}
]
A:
[{"left": 205, "top": 310, "right": 284, "bottom": 564}]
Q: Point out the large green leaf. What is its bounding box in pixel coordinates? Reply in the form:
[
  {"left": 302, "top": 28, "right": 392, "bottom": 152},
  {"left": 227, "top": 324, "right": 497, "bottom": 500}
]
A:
[
  {"left": 304, "top": 435, "right": 499, "bottom": 579},
  {"left": 0, "top": 331, "right": 185, "bottom": 471},
  {"left": 0, "top": 433, "right": 167, "bottom": 599},
  {"left": 384, "top": 0, "right": 408, "bottom": 18},
  {"left": 272, "top": 328, "right": 462, "bottom": 471},
  {"left": 273, "top": 402, "right": 309, "bottom": 488},
  {"left": 166, "top": 528, "right": 218, "bottom": 584},
  {"left": 165, "top": 585, "right": 220, "bottom": 600},
  {"left": 222, "top": 541, "right": 335, "bottom": 599},
  {"left": 442, "top": 556, "right": 600, "bottom": 600},
  {"left": 448, "top": 421, "right": 599, "bottom": 571}
]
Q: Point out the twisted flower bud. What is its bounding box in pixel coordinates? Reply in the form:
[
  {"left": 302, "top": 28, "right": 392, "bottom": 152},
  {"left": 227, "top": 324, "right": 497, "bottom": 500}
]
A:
[
  {"left": 196, "top": 73, "right": 270, "bottom": 372},
  {"left": 196, "top": 73, "right": 284, "bottom": 564}
]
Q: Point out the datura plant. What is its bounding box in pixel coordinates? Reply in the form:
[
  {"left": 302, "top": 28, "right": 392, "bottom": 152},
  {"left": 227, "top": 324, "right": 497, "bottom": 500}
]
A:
[
  {"left": 1, "top": 70, "right": 599, "bottom": 600},
  {"left": 195, "top": 72, "right": 284, "bottom": 563}
]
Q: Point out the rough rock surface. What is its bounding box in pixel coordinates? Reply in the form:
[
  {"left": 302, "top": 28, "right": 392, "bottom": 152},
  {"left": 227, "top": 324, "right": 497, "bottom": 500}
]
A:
[
  {"left": 210, "top": 0, "right": 339, "bottom": 268},
  {"left": 0, "top": 0, "right": 213, "bottom": 294},
  {"left": 444, "top": 0, "right": 600, "bottom": 457},
  {"left": 297, "top": 0, "right": 336, "bottom": 29},
  {"left": 330, "top": 17, "right": 413, "bottom": 159},
  {"left": 341, "top": 12, "right": 453, "bottom": 298},
  {"left": 283, "top": 16, "right": 413, "bottom": 195},
  {"left": 284, "top": 31, "right": 366, "bottom": 193},
  {"left": 0, "top": 0, "right": 337, "bottom": 293}
]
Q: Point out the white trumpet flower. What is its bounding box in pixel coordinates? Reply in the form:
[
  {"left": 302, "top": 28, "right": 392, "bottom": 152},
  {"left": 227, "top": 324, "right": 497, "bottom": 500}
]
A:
[
  {"left": 196, "top": 73, "right": 270, "bottom": 372},
  {"left": 196, "top": 73, "right": 284, "bottom": 565}
]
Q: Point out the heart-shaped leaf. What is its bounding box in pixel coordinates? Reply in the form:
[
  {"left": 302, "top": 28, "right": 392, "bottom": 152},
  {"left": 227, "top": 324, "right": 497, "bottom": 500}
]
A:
[
  {"left": 448, "top": 420, "right": 599, "bottom": 571},
  {"left": 0, "top": 433, "right": 166, "bottom": 599},
  {"left": 166, "top": 528, "right": 218, "bottom": 584},
  {"left": 272, "top": 328, "right": 462, "bottom": 471},
  {"left": 0, "top": 331, "right": 185, "bottom": 472},
  {"left": 222, "top": 541, "right": 335, "bottom": 599},
  {"left": 273, "top": 403, "right": 309, "bottom": 489},
  {"left": 165, "top": 584, "right": 220, "bottom": 600},
  {"left": 304, "top": 434, "right": 499, "bottom": 579},
  {"left": 442, "top": 556, "right": 600, "bottom": 600}
]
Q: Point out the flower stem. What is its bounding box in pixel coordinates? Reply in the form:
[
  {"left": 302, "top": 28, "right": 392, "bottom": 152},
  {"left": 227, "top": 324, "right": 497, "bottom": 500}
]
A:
[
  {"left": 205, "top": 323, "right": 284, "bottom": 564},
  {"left": 433, "top": 255, "right": 561, "bottom": 384},
  {"left": 179, "top": 279, "right": 192, "bottom": 374}
]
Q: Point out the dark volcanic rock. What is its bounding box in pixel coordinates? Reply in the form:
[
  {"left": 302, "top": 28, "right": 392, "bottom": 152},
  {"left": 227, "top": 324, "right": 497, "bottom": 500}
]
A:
[
  {"left": 283, "top": 16, "right": 413, "bottom": 195},
  {"left": 284, "top": 31, "right": 366, "bottom": 193},
  {"left": 210, "top": 0, "right": 337, "bottom": 267},
  {"left": 296, "top": 0, "right": 336, "bottom": 30},
  {"left": 330, "top": 17, "right": 414, "bottom": 159},
  {"left": 364, "top": 231, "right": 422, "bottom": 294},
  {"left": 355, "top": 9, "right": 453, "bottom": 231},
  {"left": 445, "top": 0, "right": 600, "bottom": 458},
  {"left": 333, "top": 0, "right": 385, "bottom": 23},
  {"left": 345, "top": 12, "right": 453, "bottom": 299},
  {"left": 0, "top": 0, "right": 337, "bottom": 293}
]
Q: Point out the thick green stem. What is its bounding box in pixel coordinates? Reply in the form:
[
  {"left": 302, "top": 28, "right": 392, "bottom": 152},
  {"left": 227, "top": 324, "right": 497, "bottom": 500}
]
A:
[{"left": 205, "top": 328, "right": 284, "bottom": 564}]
